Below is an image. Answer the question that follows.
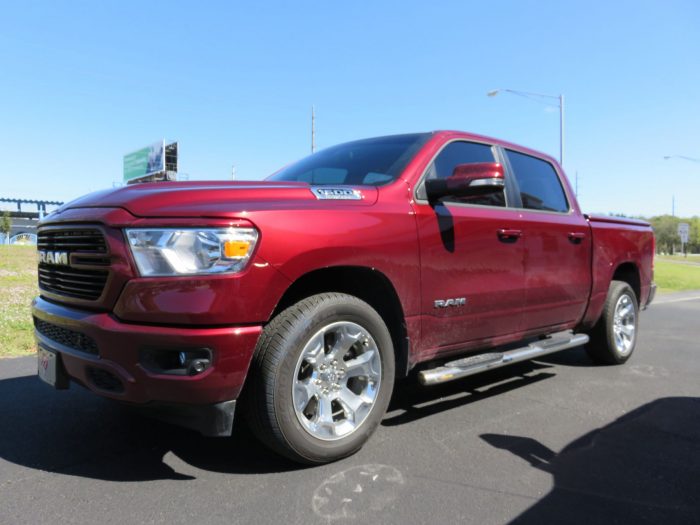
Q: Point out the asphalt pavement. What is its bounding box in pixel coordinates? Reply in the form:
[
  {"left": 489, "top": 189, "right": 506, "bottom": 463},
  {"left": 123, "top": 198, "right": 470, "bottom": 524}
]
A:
[{"left": 1, "top": 294, "right": 699, "bottom": 524}]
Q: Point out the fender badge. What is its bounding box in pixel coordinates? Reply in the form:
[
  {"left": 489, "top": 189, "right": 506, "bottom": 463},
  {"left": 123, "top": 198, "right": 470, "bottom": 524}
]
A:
[
  {"left": 311, "top": 187, "right": 362, "bottom": 200},
  {"left": 434, "top": 298, "right": 467, "bottom": 308}
]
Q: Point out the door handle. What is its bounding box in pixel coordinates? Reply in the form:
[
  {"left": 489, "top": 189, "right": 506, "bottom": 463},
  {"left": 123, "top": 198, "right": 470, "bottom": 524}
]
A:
[
  {"left": 497, "top": 228, "right": 522, "bottom": 241},
  {"left": 568, "top": 232, "right": 586, "bottom": 244}
]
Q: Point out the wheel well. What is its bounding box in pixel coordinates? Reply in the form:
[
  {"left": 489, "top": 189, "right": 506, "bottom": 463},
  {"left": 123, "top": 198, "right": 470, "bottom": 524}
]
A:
[
  {"left": 271, "top": 266, "right": 410, "bottom": 377},
  {"left": 612, "top": 263, "right": 641, "bottom": 302}
]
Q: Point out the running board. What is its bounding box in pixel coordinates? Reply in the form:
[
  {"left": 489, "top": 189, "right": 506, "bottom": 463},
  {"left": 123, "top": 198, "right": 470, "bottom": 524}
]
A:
[{"left": 418, "top": 332, "right": 589, "bottom": 386}]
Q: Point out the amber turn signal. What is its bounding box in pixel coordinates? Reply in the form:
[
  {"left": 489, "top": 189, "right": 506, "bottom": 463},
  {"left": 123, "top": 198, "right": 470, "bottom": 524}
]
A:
[{"left": 223, "top": 240, "right": 251, "bottom": 258}]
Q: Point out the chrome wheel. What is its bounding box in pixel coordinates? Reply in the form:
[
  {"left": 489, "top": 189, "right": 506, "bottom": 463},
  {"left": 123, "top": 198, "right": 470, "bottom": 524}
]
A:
[
  {"left": 292, "top": 321, "right": 382, "bottom": 441},
  {"left": 613, "top": 294, "right": 636, "bottom": 355}
]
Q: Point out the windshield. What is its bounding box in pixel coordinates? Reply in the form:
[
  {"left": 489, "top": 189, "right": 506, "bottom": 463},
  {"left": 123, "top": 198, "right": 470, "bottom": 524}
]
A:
[{"left": 267, "top": 133, "right": 431, "bottom": 186}]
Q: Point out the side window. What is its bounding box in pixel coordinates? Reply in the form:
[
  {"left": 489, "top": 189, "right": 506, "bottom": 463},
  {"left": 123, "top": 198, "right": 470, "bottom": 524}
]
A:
[
  {"left": 505, "top": 150, "right": 569, "bottom": 212},
  {"left": 421, "top": 141, "right": 504, "bottom": 206}
]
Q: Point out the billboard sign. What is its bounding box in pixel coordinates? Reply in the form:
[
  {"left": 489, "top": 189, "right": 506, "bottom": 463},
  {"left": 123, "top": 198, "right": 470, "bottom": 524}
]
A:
[{"left": 123, "top": 141, "right": 165, "bottom": 183}]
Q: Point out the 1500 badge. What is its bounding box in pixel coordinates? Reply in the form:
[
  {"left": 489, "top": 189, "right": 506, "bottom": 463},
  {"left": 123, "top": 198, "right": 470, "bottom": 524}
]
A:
[{"left": 311, "top": 187, "right": 363, "bottom": 200}]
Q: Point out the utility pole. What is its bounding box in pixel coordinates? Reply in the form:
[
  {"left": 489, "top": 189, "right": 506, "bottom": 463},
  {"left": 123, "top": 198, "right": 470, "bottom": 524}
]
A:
[
  {"left": 559, "top": 94, "right": 565, "bottom": 167},
  {"left": 672, "top": 195, "right": 675, "bottom": 217},
  {"left": 311, "top": 105, "right": 316, "bottom": 154},
  {"left": 487, "top": 89, "right": 564, "bottom": 166},
  {"left": 575, "top": 171, "right": 579, "bottom": 197},
  {"left": 231, "top": 165, "right": 236, "bottom": 181}
]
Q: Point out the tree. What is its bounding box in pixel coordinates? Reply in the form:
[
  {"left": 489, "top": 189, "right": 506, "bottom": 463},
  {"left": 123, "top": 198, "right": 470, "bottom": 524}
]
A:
[
  {"left": 648, "top": 215, "right": 679, "bottom": 254},
  {"left": 646, "top": 214, "right": 700, "bottom": 254},
  {"left": 0, "top": 211, "right": 11, "bottom": 243},
  {"left": 688, "top": 216, "right": 700, "bottom": 253}
]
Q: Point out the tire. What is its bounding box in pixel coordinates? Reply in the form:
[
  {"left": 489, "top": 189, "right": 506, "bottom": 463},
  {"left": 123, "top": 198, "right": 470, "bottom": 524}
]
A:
[
  {"left": 586, "top": 280, "right": 639, "bottom": 365},
  {"left": 243, "top": 293, "right": 395, "bottom": 464}
]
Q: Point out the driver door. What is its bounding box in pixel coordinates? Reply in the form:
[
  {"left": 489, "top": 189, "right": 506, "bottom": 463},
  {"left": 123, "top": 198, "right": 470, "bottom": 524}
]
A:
[{"left": 413, "top": 140, "right": 525, "bottom": 357}]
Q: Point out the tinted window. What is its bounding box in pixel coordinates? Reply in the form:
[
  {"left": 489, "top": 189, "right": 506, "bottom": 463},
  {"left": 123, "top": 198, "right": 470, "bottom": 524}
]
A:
[
  {"left": 268, "top": 133, "right": 430, "bottom": 186},
  {"left": 420, "top": 141, "right": 504, "bottom": 206},
  {"left": 506, "top": 150, "right": 568, "bottom": 212},
  {"left": 295, "top": 167, "right": 346, "bottom": 184}
]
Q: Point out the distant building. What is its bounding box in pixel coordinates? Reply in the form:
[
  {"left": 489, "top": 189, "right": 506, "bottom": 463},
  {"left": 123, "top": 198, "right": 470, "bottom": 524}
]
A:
[{"left": 1, "top": 198, "right": 64, "bottom": 245}]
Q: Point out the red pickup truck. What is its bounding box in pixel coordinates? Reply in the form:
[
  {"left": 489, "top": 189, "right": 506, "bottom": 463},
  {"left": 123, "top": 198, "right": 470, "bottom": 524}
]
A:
[{"left": 33, "top": 131, "right": 655, "bottom": 464}]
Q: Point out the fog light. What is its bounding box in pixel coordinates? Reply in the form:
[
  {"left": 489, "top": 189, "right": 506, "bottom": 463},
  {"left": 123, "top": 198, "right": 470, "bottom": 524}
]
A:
[
  {"left": 140, "top": 348, "right": 213, "bottom": 376},
  {"left": 189, "top": 359, "right": 209, "bottom": 375}
]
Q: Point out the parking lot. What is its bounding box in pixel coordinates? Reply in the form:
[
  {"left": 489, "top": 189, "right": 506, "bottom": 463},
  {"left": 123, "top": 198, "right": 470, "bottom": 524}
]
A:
[{"left": 1, "top": 293, "right": 698, "bottom": 524}]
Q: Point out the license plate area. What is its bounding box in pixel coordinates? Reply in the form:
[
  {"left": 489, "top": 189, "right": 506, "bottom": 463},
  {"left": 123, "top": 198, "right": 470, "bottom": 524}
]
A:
[{"left": 37, "top": 345, "right": 69, "bottom": 389}]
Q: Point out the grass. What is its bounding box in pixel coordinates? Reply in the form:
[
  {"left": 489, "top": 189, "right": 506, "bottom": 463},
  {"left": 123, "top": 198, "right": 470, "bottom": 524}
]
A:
[
  {"left": 654, "top": 260, "right": 700, "bottom": 294},
  {"left": 0, "top": 245, "right": 37, "bottom": 357},
  {"left": 656, "top": 254, "right": 700, "bottom": 264}
]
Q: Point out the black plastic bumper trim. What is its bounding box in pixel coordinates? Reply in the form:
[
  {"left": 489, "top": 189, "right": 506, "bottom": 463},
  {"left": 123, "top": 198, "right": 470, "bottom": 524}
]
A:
[
  {"left": 131, "top": 399, "right": 236, "bottom": 437},
  {"left": 644, "top": 282, "right": 657, "bottom": 310}
]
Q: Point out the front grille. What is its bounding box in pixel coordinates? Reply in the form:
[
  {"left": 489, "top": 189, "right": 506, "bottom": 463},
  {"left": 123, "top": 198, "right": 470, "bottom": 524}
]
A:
[
  {"left": 34, "top": 317, "right": 99, "bottom": 355},
  {"left": 37, "top": 229, "right": 107, "bottom": 253},
  {"left": 37, "top": 228, "right": 110, "bottom": 301},
  {"left": 38, "top": 266, "right": 109, "bottom": 300}
]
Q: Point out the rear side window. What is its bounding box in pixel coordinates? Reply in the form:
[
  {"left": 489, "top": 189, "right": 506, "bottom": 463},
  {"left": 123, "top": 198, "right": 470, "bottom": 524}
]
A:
[
  {"left": 420, "top": 141, "right": 504, "bottom": 206},
  {"left": 505, "top": 150, "right": 569, "bottom": 212}
]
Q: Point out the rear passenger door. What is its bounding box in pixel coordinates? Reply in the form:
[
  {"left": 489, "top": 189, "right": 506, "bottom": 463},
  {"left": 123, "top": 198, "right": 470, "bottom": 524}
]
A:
[{"left": 503, "top": 149, "right": 592, "bottom": 331}]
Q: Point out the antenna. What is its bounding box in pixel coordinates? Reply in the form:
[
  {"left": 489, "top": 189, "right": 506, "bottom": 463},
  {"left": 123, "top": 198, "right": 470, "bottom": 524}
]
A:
[{"left": 311, "top": 105, "right": 316, "bottom": 153}]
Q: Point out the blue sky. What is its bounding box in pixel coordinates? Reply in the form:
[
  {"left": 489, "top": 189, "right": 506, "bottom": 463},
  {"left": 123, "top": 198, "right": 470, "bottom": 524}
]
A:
[{"left": 1, "top": 0, "right": 698, "bottom": 216}]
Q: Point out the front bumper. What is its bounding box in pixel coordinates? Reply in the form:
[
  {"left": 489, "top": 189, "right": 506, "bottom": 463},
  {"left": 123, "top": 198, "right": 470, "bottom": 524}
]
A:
[{"left": 32, "top": 296, "right": 262, "bottom": 420}]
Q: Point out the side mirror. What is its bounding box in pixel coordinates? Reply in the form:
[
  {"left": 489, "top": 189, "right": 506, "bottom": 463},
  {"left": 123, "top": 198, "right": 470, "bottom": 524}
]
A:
[{"left": 425, "top": 162, "right": 505, "bottom": 202}]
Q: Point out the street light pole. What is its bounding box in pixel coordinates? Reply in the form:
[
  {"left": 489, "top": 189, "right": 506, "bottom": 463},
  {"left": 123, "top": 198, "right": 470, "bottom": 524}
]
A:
[{"left": 487, "top": 89, "right": 565, "bottom": 166}]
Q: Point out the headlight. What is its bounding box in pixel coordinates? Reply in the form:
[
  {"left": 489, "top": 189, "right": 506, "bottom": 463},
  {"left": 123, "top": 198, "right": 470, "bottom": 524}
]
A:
[{"left": 125, "top": 228, "right": 259, "bottom": 276}]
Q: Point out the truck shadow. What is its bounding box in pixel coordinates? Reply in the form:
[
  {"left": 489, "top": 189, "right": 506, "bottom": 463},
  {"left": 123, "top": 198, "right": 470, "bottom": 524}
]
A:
[
  {"left": 0, "top": 373, "right": 300, "bottom": 481},
  {"left": 381, "top": 345, "right": 604, "bottom": 428},
  {"left": 481, "top": 397, "right": 700, "bottom": 524},
  {"left": 382, "top": 360, "right": 556, "bottom": 426},
  {"left": 0, "top": 358, "right": 560, "bottom": 482}
]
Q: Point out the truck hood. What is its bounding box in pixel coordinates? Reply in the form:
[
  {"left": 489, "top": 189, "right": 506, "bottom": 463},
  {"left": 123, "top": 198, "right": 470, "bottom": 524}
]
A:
[{"left": 56, "top": 181, "right": 379, "bottom": 218}]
